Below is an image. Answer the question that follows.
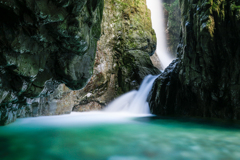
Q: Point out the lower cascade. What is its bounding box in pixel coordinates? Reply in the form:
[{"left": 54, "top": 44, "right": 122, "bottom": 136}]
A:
[
  {"left": 104, "top": 75, "right": 159, "bottom": 114},
  {"left": 2, "top": 0, "right": 240, "bottom": 159}
]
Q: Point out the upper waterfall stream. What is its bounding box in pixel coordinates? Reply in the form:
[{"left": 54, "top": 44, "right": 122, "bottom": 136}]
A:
[{"left": 147, "top": 0, "right": 174, "bottom": 69}]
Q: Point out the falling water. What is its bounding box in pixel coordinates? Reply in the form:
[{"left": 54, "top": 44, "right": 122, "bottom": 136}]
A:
[
  {"left": 146, "top": 0, "right": 174, "bottom": 69},
  {"left": 1, "top": 3, "right": 239, "bottom": 160},
  {"left": 104, "top": 0, "right": 173, "bottom": 113},
  {"left": 104, "top": 1, "right": 172, "bottom": 114},
  {"left": 104, "top": 75, "right": 158, "bottom": 114}
]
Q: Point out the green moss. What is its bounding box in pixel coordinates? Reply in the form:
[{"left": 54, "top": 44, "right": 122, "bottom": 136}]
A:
[
  {"left": 206, "top": 16, "right": 215, "bottom": 37},
  {"left": 209, "top": 0, "right": 226, "bottom": 20},
  {"left": 231, "top": 3, "right": 240, "bottom": 11},
  {"left": 98, "top": 0, "right": 159, "bottom": 94}
]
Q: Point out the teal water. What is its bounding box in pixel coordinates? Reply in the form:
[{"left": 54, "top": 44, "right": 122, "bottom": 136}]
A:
[{"left": 1, "top": 112, "right": 240, "bottom": 160}]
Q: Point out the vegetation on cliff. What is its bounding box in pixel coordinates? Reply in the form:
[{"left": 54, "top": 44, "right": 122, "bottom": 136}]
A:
[
  {"left": 72, "top": 0, "right": 161, "bottom": 111},
  {"left": 46, "top": 0, "right": 160, "bottom": 113},
  {"left": 149, "top": 0, "right": 240, "bottom": 120}
]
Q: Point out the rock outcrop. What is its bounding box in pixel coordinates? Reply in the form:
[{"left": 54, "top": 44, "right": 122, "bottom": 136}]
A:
[
  {"left": 150, "top": 52, "right": 163, "bottom": 70},
  {"left": 0, "top": 0, "right": 160, "bottom": 125},
  {"left": 30, "top": 0, "right": 160, "bottom": 115},
  {"left": 0, "top": 0, "right": 104, "bottom": 125},
  {"left": 148, "top": 0, "right": 240, "bottom": 120},
  {"left": 60, "top": 0, "right": 161, "bottom": 112}
]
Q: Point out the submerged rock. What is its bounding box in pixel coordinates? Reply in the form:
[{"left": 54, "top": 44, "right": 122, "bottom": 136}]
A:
[
  {"left": 148, "top": 0, "right": 240, "bottom": 120},
  {"left": 0, "top": 0, "right": 104, "bottom": 125}
]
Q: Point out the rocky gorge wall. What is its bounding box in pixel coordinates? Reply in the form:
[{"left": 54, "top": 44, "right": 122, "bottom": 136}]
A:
[
  {"left": 148, "top": 0, "right": 240, "bottom": 120},
  {"left": 0, "top": 0, "right": 104, "bottom": 125},
  {"left": 47, "top": 0, "right": 161, "bottom": 113},
  {"left": 72, "top": 0, "right": 161, "bottom": 110},
  {"left": 0, "top": 0, "right": 160, "bottom": 125}
]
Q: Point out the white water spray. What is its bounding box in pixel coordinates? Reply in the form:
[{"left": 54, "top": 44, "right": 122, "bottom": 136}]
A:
[
  {"left": 104, "top": 75, "right": 158, "bottom": 114},
  {"left": 104, "top": 0, "right": 173, "bottom": 114},
  {"left": 146, "top": 0, "right": 174, "bottom": 69},
  {"left": 3, "top": 1, "right": 176, "bottom": 129},
  {"left": 11, "top": 76, "right": 159, "bottom": 127}
]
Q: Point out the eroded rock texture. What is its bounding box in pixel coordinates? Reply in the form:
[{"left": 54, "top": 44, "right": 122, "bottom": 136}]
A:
[
  {"left": 148, "top": 0, "right": 240, "bottom": 120},
  {"left": 72, "top": 0, "right": 161, "bottom": 111},
  {"left": 0, "top": 0, "right": 160, "bottom": 124},
  {"left": 0, "top": 0, "right": 104, "bottom": 125},
  {"left": 33, "top": 0, "right": 160, "bottom": 113}
]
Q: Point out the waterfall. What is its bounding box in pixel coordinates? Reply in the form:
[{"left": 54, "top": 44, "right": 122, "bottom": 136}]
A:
[
  {"left": 146, "top": 0, "right": 174, "bottom": 69},
  {"left": 104, "top": 75, "right": 158, "bottom": 114},
  {"left": 104, "top": 0, "right": 173, "bottom": 114}
]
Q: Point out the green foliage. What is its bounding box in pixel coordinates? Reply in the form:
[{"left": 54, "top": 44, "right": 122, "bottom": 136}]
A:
[
  {"left": 163, "top": 0, "right": 180, "bottom": 31},
  {"left": 230, "top": 2, "right": 240, "bottom": 19},
  {"left": 163, "top": 0, "right": 179, "bottom": 13},
  {"left": 231, "top": 2, "right": 240, "bottom": 11},
  {"left": 209, "top": 0, "right": 226, "bottom": 20},
  {"left": 206, "top": 16, "right": 215, "bottom": 37}
]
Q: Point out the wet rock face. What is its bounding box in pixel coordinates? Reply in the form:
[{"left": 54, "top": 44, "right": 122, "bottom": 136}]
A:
[
  {"left": 149, "top": 0, "right": 240, "bottom": 120},
  {"left": 72, "top": 0, "right": 161, "bottom": 111},
  {"left": 0, "top": 0, "right": 104, "bottom": 125},
  {"left": 150, "top": 52, "right": 163, "bottom": 70},
  {"left": 34, "top": 0, "right": 161, "bottom": 114}
]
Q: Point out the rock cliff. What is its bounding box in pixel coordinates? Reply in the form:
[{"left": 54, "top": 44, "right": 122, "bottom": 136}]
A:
[
  {"left": 0, "top": 0, "right": 104, "bottom": 125},
  {"left": 148, "top": 0, "right": 240, "bottom": 120},
  {"left": 0, "top": 0, "right": 160, "bottom": 124},
  {"left": 60, "top": 0, "right": 161, "bottom": 112}
]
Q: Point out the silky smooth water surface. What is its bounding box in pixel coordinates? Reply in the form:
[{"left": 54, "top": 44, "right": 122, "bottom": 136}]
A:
[{"left": 1, "top": 112, "right": 240, "bottom": 160}]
